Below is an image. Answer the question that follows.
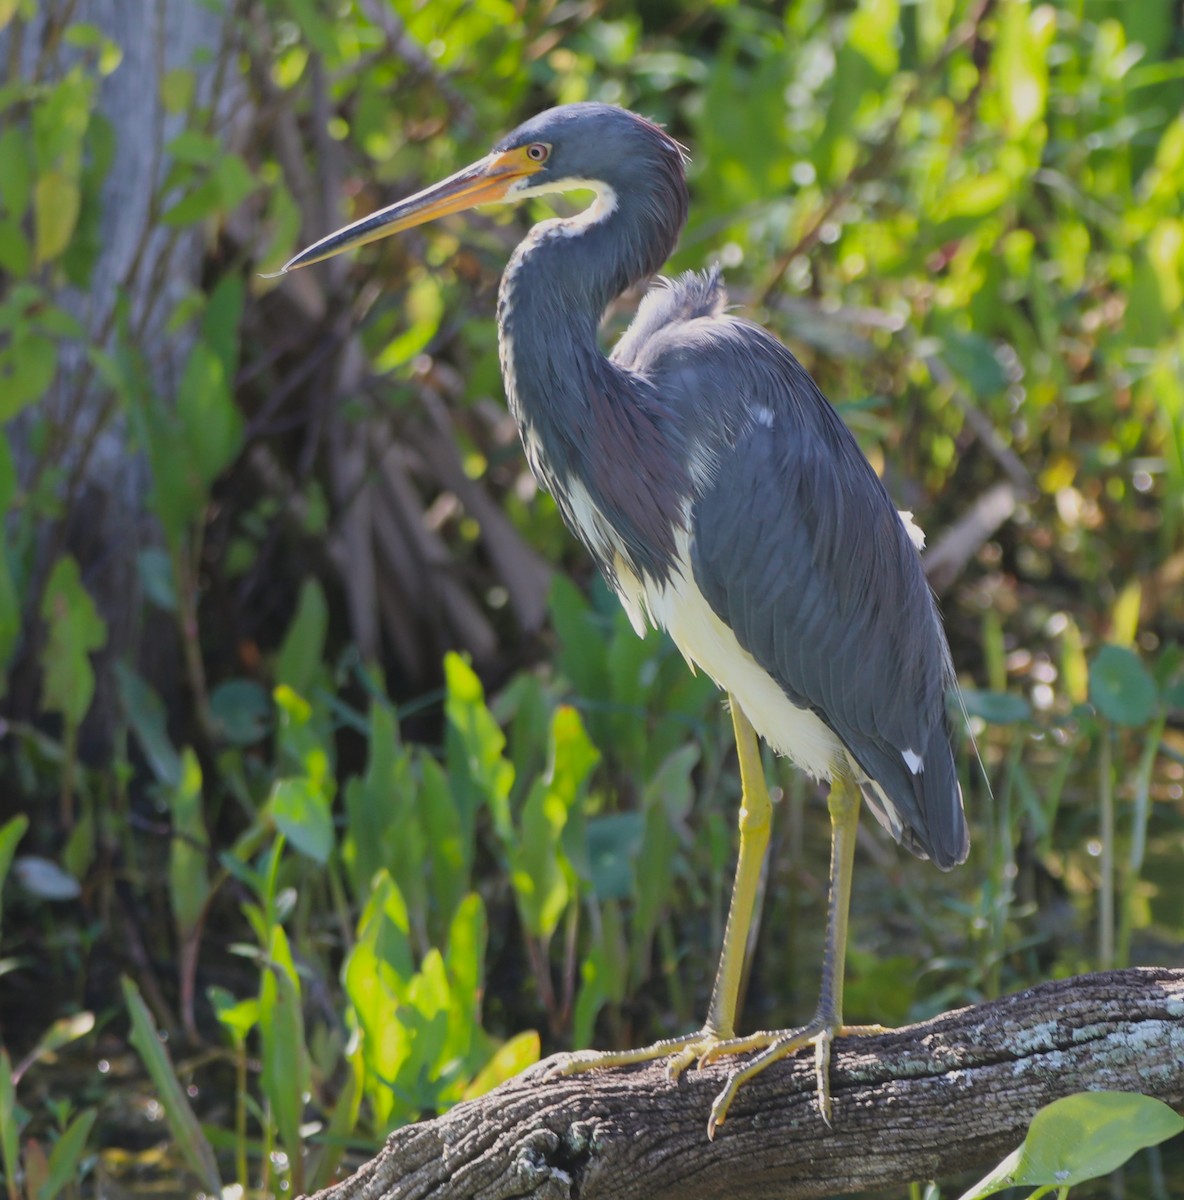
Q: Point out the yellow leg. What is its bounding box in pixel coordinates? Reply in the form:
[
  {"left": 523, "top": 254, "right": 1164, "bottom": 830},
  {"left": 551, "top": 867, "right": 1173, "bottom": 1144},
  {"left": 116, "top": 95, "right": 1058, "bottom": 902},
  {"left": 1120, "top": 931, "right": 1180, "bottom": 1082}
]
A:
[
  {"left": 700, "top": 765, "right": 884, "bottom": 1135},
  {"left": 552, "top": 697, "right": 772, "bottom": 1076}
]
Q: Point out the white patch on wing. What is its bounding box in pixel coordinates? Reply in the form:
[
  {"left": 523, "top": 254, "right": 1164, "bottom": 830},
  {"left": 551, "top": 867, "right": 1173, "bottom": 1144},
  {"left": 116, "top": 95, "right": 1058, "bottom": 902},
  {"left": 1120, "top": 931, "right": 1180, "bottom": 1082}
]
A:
[
  {"left": 898, "top": 509, "right": 926, "bottom": 551},
  {"left": 903, "top": 747, "right": 924, "bottom": 774},
  {"left": 754, "top": 406, "right": 775, "bottom": 429},
  {"left": 619, "top": 524, "right": 844, "bottom": 782},
  {"left": 561, "top": 476, "right": 618, "bottom": 566}
]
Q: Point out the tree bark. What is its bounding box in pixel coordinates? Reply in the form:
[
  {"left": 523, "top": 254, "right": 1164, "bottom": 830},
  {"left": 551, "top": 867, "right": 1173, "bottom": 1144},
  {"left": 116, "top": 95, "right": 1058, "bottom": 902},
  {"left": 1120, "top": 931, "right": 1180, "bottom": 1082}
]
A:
[{"left": 307, "top": 967, "right": 1184, "bottom": 1200}]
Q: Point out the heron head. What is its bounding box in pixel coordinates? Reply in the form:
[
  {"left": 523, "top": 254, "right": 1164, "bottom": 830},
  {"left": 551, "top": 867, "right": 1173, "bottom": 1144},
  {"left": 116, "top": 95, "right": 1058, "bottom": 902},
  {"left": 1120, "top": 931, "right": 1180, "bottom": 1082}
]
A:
[{"left": 267, "top": 103, "right": 686, "bottom": 276}]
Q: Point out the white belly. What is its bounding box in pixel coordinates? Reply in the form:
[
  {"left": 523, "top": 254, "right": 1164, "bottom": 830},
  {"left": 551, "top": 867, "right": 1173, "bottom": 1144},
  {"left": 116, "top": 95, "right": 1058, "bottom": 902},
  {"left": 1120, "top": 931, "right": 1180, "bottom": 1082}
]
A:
[{"left": 614, "top": 530, "right": 843, "bottom": 782}]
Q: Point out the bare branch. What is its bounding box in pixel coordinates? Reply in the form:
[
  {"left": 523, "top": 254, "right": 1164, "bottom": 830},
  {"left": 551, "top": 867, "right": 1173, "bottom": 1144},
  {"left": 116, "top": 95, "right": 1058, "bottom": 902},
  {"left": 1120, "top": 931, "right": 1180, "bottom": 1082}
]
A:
[{"left": 306, "top": 968, "right": 1184, "bottom": 1200}]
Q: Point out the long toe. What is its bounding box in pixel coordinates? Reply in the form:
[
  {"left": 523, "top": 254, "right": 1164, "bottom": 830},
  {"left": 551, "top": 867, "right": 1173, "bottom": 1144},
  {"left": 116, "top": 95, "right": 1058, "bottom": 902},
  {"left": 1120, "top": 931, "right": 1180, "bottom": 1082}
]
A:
[
  {"left": 705, "top": 1019, "right": 886, "bottom": 1138},
  {"left": 548, "top": 1026, "right": 734, "bottom": 1084}
]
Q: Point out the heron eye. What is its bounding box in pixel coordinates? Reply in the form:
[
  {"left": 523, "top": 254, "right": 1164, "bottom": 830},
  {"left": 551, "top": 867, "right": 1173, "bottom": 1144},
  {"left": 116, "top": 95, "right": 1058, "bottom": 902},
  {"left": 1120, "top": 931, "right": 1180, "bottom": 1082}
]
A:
[{"left": 526, "top": 143, "right": 550, "bottom": 163}]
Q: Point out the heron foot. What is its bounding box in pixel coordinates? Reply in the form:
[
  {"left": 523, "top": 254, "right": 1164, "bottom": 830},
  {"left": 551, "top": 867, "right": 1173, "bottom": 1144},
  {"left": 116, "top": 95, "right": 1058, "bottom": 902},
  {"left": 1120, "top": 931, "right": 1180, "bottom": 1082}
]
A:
[
  {"left": 700, "top": 1018, "right": 887, "bottom": 1137},
  {"left": 548, "top": 1025, "right": 734, "bottom": 1085}
]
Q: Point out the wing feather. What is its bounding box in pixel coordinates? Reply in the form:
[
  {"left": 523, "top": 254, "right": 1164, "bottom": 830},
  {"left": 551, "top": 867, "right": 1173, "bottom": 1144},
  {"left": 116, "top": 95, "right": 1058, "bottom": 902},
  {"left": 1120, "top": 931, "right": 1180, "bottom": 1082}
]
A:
[{"left": 625, "top": 282, "right": 968, "bottom": 868}]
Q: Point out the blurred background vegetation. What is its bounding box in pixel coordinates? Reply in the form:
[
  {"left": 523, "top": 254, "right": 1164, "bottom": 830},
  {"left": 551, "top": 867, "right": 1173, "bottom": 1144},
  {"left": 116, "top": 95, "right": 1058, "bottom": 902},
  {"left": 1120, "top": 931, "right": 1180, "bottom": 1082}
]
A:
[{"left": 1, "top": 0, "right": 1182, "bottom": 1196}]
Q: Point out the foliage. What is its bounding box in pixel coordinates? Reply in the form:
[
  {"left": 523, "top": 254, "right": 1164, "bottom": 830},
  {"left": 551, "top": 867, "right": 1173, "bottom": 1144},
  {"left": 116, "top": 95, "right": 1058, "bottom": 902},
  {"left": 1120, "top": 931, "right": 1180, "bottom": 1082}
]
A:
[
  {"left": 0, "top": 0, "right": 1182, "bottom": 1197},
  {"left": 956, "top": 1092, "right": 1184, "bottom": 1199}
]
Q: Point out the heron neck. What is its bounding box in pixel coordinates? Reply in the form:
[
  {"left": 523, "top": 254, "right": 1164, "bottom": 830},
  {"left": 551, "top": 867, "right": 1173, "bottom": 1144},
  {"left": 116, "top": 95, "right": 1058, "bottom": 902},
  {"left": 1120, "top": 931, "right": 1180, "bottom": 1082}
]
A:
[
  {"left": 496, "top": 191, "right": 681, "bottom": 426},
  {"left": 495, "top": 196, "right": 690, "bottom": 581}
]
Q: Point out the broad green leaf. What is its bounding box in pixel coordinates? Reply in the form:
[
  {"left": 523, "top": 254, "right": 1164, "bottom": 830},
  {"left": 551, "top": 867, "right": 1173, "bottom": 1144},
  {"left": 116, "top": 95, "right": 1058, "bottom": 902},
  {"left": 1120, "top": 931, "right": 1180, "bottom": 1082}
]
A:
[
  {"left": 957, "top": 1092, "right": 1184, "bottom": 1198},
  {"left": 40, "top": 556, "right": 107, "bottom": 729},
  {"left": 0, "top": 334, "right": 57, "bottom": 419},
  {"left": 344, "top": 873, "right": 415, "bottom": 1129},
  {"left": 34, "top": 169, "right": 80, "bottom": 262},
  {"left": 992, "top": 0, "right": 1054, "bottom": 138},
  {"left": 166, "top": 130, "right": 220, "bottom": 165},
  {"left": 633, "top": 745, "right": 699, "bottom": 963},
  {"left": 207, "top": 986, "right": 259, "bottom": 1042},
  {"left": 276, "top": 578, "right": 328, "bottom": 696},
  {"left": 574, "top": 898, "right": 627, "bottom": 1048},
  {"left": 418, "top": 755, "right": 469, "bottom": 927},
  {"left": 136, "top": 546, "right": 177, "bottom": 612},
  {"left": 508, "top": 705, "right": 597, "bottom": 940},
  {"left": 201, "top": 274, "right": 245, "bottom": 384},
  {"left": 440, "top": 893, "right": 489, "bottom": 1075},
  {"left": 1090, "top": 645, "right": 1158, "bottom": 726},
  {"left": 176, "top": 341, "right": 243, "bottom": 487},
  {"left": 960, "top": 689, "right": 1031, "bottom": 726},
  {"left": 116, "top": 663, "right": 180, "bottom": 785},
  {"left": 586, "top": 812, "right": 644, "bottom": 901},
  {"left": 0, "top": 127, "right": 32, "bottom": 220},
  {"left": 210, "top": 678, "right": 272, "bottom": 746},
  {"left": 168, "top": 749, "right": 210, "bottom": 936},
  {"left": 444, "top": 652, "right": 514, "bottom": 842},
  {"left": 462, "top": 1030, "right": 540, "bottom": 1100},
  {"left": 270, "top": 777, "right": 333, "bottom": 864},
  {"left": 160, "top": 67, "right": 196, "bottom": 114},
  {"left": 122, "top": 977, "right": 221, "bottom": 1193}
]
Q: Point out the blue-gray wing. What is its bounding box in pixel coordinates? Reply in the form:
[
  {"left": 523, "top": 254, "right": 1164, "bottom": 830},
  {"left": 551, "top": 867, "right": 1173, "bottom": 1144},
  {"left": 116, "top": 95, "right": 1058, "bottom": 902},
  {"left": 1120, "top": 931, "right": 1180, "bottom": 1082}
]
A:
[{"left": 622, "top": 281, "right": 968, "bottom": 868}]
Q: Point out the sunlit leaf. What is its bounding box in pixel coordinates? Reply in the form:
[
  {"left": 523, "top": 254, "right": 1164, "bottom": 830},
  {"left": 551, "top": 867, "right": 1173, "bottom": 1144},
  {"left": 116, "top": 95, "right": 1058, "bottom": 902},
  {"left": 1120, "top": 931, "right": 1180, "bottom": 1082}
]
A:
[
  {"left": 957, "top": 1092, "right": 1184, "bottom": 1199},
  {"left": 462, "top": 1030, "right": 540, "bottom": 1100},
  {"left": 270, "top": 777, "right": 333, "bottom": 864}
]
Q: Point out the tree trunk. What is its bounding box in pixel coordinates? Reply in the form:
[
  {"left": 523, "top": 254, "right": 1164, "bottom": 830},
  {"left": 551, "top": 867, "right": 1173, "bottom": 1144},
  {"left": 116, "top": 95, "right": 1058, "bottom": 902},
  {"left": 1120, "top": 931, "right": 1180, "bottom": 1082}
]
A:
[{"left": 306, "top": 967, "right": 1184, "bottom": 1200}]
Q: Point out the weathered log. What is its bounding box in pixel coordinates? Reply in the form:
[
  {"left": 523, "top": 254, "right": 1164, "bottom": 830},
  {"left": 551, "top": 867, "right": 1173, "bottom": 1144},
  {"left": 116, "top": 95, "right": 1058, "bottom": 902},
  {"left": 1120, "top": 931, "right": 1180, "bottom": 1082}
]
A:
[{"left": 308, "top": 967, "right": 1184, "bottom": 1200}]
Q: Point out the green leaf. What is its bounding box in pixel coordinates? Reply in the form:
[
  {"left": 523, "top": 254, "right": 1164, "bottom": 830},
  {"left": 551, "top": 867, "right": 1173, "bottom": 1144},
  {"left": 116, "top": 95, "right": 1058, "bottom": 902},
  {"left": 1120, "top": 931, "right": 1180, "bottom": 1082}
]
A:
[
  {"left": 270, "top": 777, "right": 333, "bottom": 864},
  {"left": 0, "top": 1049, "right": 18, "bottom": 1197},
  {"left": 121, "top": 977, "right": 221, "bottom": 1193},
  {"left": 39, "top": 555, "right": 107, "bottom": 729},
  {"left": 960, "top": 689, "right": 1032, "bottom": 726},
  {"left": 160, "top": 67, "right": 195, "bottom": 114},
  {"left": 0, "top": 333, "right": 57, "bottom": 419},
  {"left": 34, "top": 169, "right": 80, "bottom": 263},
  {"left": 0, "top": 814, "right": 28, "bottom": 929},
  {"left": 259, "top": 926, "right": 309, "bottom": 1187},
  {"left": 136, "top": 546, "right": 177, "bottom": 612},
  {"left": 462, "top": 1030, "right": 540, "bottom": 1100},
  {"left": 276, "top": 579, "right": 328, "bottom": 696},
  {"left": 168, "top": 749, "right": 210, "bottom": 936},
  {"left": 210, "top": 678, "right": 272, "bottom": 746},
  {"left": 1090, "top": 644, "right": 1158, "bottom": 726},
  {"left": 207, "top": 986, "right": 260, "bottom": 1043},
  {"left": 162, "top": 175, "right": 221, "bottom": 226},
  {"left": 444, "top": 652, "right": 515, "bottom": 843},
  {"left": 37, "top": 1107, "right": 97, "bottom": 1200},
  {"left": 0, "top": 127, "right": 32, "bottom": 221},
  {"left": 176, "top": 340, "right": 243, "bottom": 486},
  {"left": 957, "top": 1092, "right": 1184, "bottom": 1199},
  {"left": 116, "top": 663, "right": 180, "bottom": 785}
]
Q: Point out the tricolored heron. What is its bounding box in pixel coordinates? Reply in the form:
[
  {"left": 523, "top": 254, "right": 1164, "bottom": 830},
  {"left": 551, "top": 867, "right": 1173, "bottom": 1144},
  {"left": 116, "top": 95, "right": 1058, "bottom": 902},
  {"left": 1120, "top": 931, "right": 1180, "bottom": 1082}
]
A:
[{"left": 273, "top": 102, "right": 968, "bottom": 1136}]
